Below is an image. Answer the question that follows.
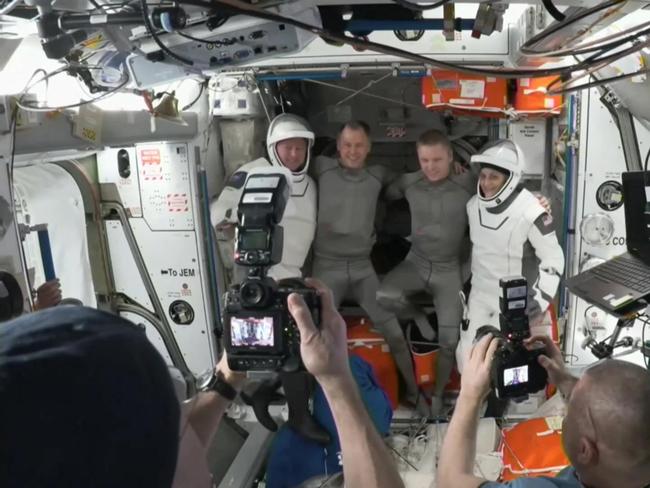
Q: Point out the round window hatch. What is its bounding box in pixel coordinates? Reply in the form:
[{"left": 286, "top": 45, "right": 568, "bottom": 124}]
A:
[{"left": 595, "top": 180, "right": 623, "bottom": 211}]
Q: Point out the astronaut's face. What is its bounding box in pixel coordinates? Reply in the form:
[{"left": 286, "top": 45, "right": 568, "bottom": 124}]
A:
[
  {"left": 479, "top": 167, "right": 508, "bottom": 198},
  {"left": 275, "top": 138, "right": 308, "bottom": 172},
  {"left": 337, "top": 127, "right": 371, "bottom": 169},
  {"left": 417, "top": 143, "right": 453, "bottom": 183}
]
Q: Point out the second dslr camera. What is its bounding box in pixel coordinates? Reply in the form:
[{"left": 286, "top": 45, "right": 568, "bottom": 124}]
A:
[
  {"left": 222, "top": 172, "right": 320, "bottom": 372},
  {"left": 476, "top": 277, "right": 548, "bottom": 399}
]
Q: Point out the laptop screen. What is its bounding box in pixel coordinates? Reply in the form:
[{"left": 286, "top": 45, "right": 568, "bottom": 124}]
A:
[{"left": 622, "top": 171, "right": 650, "bottom": 258}]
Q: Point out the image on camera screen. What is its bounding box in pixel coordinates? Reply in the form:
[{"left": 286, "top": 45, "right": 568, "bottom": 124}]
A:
[
  {"left": 230, "top": 316, "right": 274, "bottom": 347},
  {"left": 503, "top": 365, "right": 529, "bottom": 386}
]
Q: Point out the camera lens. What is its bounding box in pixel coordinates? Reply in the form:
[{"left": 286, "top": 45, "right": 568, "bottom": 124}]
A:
[{"left": 240, "top": 281, "right": 266, "bottom": 306}]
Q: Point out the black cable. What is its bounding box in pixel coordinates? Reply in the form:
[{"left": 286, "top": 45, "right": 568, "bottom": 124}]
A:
[
  {"left": 177, "top": 31, "right": 225, "bottom": 46},
  {"left": 9, "top": 106, "right": 18, "bottom": 200},
  {"left": 642, "top": 319, "right": 649, "bottom": 371},
  {"left": 521, "top": 0, "right": 626, "bottom": 56},
  {"left": 154, "top": 0, "right": 650, "bottom": 80},
  {"left": 17, "top": 76, "right": 129, "bottom": 111},
  {"left": 87, "top": 0, "right": 138, "bottom": 13},
  {"left": 523, "top": 22, "right": 650, "bottom": 59},
  {"left": 181, "top": 80, "right": 206, "bottom": 111},
  {"left": 569, "top": 26, "right": 650, "bottom": 58},
  {"left": 140, "top": 0, "right": 194, "bottom": 65},
  {"left": 644, "top": 145, "right": 650, "bottom": 172},
  {"left": 176, "top": 0, "right": 632, "bottom": 79},
  {"left": 542, "top": 0, "right": 565, "bottom": 21},
  {"left": 88, "top": 0, "right": 109, "bottom": 12},
  {"left": 390, "top": 0, "right": 451, "bottom": 12},
  {"left": 544, "top": 33, "right": 650, "bottom": 95},
  {"left": 546, "top": 65, "right": 650, "bottom": 95}
]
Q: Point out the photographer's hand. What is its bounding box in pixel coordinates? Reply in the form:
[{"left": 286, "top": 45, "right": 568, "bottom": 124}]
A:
[
  {"left": 288, "top": 278, "right": 405, "bottom": 488},
  {"left": 525, "top": 335, "right": 577, "bottom": 400},
  {"left": 438, "top": 334, "right": 499, "bottom": 488},
  {"left": 460, "top": 334, "right": 500, "bottom": 402},
  {"left": 287, "top": 278, "right": 351, "bottom": 384}
]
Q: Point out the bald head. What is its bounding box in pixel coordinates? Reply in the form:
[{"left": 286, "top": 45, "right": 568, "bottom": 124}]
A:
[{"left": 569, "top": 360, "right": 650, "bottom": 479}]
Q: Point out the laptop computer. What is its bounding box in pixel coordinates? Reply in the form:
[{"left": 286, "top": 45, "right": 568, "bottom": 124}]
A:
[{"left": 567, "top": 171, "right": 650, "bottom": 316}]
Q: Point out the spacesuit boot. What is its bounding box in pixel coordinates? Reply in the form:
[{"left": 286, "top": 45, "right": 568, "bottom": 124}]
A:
[{"left": 280, "top": 371, "right": 331, "bottom": 445}]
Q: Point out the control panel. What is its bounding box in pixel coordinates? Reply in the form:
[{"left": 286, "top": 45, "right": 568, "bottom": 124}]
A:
[{"left": 133, "top": 3, "right": 320, "bottom": 70}]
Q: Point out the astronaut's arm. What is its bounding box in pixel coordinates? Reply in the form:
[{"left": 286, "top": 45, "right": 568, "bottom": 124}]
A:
[
  {"left": 383, "top": 176, "right": 405, "bottom": 201},
  {"left": 527, "top": 213, "right": 565, "bottom": 316},
  {"left": 210, "top": 171, "right": 248, "bottom": 230}
]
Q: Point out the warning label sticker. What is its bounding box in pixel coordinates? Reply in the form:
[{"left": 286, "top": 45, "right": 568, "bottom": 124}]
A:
[
  {"left": 167, "top": 193, "right": 189, "bottom": 213},
  {"left": 140, "top": 149, "right": 161, "bottom": 165}
]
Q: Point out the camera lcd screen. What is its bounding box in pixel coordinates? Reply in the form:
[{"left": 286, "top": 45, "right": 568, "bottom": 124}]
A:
[
  {"left": 239, "top": 230, "right": 268, "bottom": 251},
  {"left": 246, "top": 176, "right": 280, "bottom": 189},
  {"left": 507, "top": 286, "right": 527, "bottom": 299},
  {"left": 230, "top": 316, "right": 275, "bottom": 347},
  {"left": 503, "top": 365, "right": 529, "bottom": 386}
]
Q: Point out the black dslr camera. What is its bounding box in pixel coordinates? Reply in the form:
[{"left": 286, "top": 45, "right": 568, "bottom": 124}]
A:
[
  {"left": 222, "top": 172, "right": 320, "bottom": 372},
  {"left": 476, "top": 277, "right": 548, "bottom": 400}
]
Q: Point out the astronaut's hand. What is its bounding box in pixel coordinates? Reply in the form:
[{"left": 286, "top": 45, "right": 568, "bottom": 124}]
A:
[
  {"left": 452, "top": 161, "right": 468, "bottom": 175},
  {"left": 287, "top": 278, "right": 351, "bottom": 386},
  {"left": 534, "top": 194, "right": 552, "bottom": 214},
  {"left": 216, "top": 222, "right": 236, "bottom": 239},
  {"left": 33, "top": 279, "right": 62, "bottom": 310}
]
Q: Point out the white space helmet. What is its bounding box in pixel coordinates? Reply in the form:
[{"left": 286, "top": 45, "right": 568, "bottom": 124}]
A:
[
  {"left": 266, "top": 113, "right": 315, "bottom": 180},
  {"left": 470, "top": 139, "right": 525, "bottom": 207}
]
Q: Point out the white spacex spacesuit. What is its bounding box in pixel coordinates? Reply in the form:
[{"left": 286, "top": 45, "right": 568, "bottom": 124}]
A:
[
  {"left": 456, "top": 140, "right": 564, "bottom": 372},
  {"left": 210, "top": 114, "right": 317, "bottom": 280}
]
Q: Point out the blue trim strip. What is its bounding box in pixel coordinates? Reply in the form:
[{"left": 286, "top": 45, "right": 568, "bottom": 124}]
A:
[{"left": 199, "top": 169, "right": 223, "bottom": 336}]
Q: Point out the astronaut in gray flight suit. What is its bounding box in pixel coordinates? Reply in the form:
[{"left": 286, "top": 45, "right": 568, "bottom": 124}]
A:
[
  {"left": 377, "top": 129, "right": 476, "bottom": 413},
  {"left": 311, "top": 121, "right": 420, "bottom": 408}
]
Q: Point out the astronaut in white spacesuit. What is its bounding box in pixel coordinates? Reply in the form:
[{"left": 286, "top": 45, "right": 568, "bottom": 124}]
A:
[
  {"left": 456, "top": 140, "right": 565, "bottom": 373},
  {"left": 210, "top": 113, "right": 317, "bottom": 280},
  {"left": 211, "top": 113, "right": 327, "bottom": 444}
]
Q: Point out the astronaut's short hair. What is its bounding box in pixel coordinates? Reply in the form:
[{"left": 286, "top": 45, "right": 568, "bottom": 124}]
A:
[
  {"left": 416, "top": 129, "right": 452, "bottom": 151},
  {"left": 338, "top": 120, "right": 371, "bottom": 138}
]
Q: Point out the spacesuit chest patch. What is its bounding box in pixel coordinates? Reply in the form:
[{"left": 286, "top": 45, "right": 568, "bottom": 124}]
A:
[{"left": 226, "top": 171, "right": 247, "bottom": 189}]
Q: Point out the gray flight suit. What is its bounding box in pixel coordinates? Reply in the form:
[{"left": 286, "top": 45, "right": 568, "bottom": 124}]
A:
[
  {"left": 377, "top": 170, "right": 476, "bottom": 403},
  {"left": 311, "top": 156, "right": 420, "bottom": 403}
]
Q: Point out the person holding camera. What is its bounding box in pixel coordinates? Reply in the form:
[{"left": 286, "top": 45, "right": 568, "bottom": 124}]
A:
[
  {"left": 456, "top": 140, "right": 564, "bottom": 373},
  {"left": 0, "top": 280, "right": 405, "bottom": 488},
  {"left": 438, "top": 333, "right": 650, "bottom": 488},
  {"left": 210, "top": 113, "right": 317, "bottom": 281}
]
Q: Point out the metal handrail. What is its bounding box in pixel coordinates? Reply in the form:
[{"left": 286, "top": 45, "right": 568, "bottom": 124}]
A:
[{"left": 102, "top": 201, "right": 196, "bottom": 393}]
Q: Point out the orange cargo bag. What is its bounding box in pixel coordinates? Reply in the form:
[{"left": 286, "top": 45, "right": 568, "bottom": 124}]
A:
[
  {"left": 500, "top": 417, "right": 570, "bottom": 481},
  {"left": 422, "top": 71, "right": 507, "bottom": 117},
  {"left": 513, "top": 76, "right": 563, "bottom": 115},
  {"left": 408, "top": 324, "right": 461, "bottom": 392}
]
